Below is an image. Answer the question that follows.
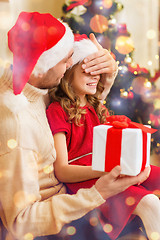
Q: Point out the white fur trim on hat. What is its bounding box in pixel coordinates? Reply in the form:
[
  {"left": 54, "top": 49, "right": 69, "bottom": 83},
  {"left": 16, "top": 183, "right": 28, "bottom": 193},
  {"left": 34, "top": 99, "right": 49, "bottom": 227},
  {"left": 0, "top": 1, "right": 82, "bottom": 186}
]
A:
[
  {"left": 72, "top": 38, "right": 98, "bottom": 66},
  {"left": 32, "top": 22, "right": 74, "bottom": 76}
]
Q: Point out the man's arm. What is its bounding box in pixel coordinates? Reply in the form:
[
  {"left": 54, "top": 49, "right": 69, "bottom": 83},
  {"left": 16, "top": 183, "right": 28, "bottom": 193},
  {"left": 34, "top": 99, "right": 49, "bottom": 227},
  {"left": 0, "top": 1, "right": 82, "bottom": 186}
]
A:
[
  {"left": 0, "top": 148, "right": 150, "bottom": 239},
  {"left": 0, "top": 107, "right": 150, "bottom": 239},
  {"left": 0, "top": 148, "right": 105, "bottom": 239}
]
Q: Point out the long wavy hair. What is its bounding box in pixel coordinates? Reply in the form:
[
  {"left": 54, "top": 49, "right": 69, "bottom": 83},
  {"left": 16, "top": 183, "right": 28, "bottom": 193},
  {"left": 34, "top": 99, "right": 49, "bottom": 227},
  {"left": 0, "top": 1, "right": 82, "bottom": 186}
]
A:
[{"left": 49, "top": 63, "right": 109, "bottom": 126}]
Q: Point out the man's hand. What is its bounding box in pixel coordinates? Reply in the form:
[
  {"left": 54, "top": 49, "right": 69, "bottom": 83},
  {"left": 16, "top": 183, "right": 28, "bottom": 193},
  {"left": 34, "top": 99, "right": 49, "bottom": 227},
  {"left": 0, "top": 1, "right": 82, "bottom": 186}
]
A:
[
  {"left": 95, "top": 165, "right": 151, "bottom": 200},
  {"left": 82, "top": 33, "right": 118, "bottom": 76},
  {"left": 82, "top": 33, "right": 118, "bottom": 100}
]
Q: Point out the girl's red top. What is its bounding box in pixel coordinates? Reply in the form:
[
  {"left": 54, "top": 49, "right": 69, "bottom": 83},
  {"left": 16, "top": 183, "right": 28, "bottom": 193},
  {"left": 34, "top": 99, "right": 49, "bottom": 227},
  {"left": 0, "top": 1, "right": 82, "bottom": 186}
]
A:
[{"left": 46, "top": 101, "right": 106, "bottom": 193}]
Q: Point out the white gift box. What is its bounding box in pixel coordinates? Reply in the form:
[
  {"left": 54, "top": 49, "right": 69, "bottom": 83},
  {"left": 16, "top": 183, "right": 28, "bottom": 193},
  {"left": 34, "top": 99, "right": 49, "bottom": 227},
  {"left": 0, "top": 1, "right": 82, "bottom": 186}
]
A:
[{"left": 92, "top": 125, "right": 151, "bottom": 176}]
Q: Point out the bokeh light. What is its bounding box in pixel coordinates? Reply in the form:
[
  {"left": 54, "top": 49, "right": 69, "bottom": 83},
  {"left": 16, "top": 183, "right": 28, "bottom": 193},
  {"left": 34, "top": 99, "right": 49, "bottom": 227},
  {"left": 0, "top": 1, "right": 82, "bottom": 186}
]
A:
[
  {"left": 103, "top": 223, "right": 113, "bottom": 233},
  {"left": 120, "top": 90, "right": 128, "bottom": 99},
  {"left": 66, "top": 226, "right": 76, "bottom": 236},
  {"left": 14, "top": 191, "right": 28, "bottom": 209},
  {"left": 150, "top": 232, "right": 160, "bottom": 240},
  {"left": 7, "top": 139, "right": 17, "bottom": 149},
  {"left": 147, "top": 60, "right": 153, "bottom": 66},
  {"left": 103, "top": 0, "right": 113, "bottom": 9},
  {"left": 24, "top": 233, "right": 34, "bottom": 240},
  {"left": 89, "top": 216, "right": 98, "bottom": 226},
  {"left": 21, "top": 22, "right": 30, "bottom": 32},
  {"left": 115, "top": 36, "right": 134, "bottom": 55},
  {"left": 90, "top": 15, "right": 108, "bottom": 33},
  {"left": 132, "top": 77, "right": 151, "bottom": 95},
  {"left": 155, "top": 55, "right": 159, "bottom": 60},
  {"left": 125, "top": 196, "right": 136, "bottom": 206},
  {"left": 43, "top": 164, "right": 53, "bottom": 174},
  {"left": 146, "top": 29, "right": 156, "bottom": 40}
]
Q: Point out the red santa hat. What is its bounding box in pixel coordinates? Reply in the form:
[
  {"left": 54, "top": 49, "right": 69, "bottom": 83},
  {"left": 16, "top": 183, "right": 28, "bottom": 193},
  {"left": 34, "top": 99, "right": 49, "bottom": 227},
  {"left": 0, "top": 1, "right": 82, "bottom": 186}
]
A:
[
  {"left": 71, "top": 34, "right": 98, "bottom": 67},
  {"left": 8, "top": 11, "right": 74, "bottom": 95}
]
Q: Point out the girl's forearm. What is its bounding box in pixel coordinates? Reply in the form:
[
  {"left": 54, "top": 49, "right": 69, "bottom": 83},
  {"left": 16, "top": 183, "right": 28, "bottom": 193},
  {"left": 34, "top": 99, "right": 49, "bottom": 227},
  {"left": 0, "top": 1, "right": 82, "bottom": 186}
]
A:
[{"left": 54, "top": 164, "right": 105, "bottom": 183}]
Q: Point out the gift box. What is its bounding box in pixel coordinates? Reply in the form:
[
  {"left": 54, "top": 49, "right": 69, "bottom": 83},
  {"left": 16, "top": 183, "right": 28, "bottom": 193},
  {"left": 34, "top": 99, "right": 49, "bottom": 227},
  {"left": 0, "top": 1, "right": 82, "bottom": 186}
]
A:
[{"left": 92, "top": 115, "right": 156, "bottom": 176}]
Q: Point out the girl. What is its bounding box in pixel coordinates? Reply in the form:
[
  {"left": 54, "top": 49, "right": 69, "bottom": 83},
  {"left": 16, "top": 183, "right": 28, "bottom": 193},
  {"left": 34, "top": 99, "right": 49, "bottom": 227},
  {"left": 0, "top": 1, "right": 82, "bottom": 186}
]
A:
[{"left": 47, "top": 34, "right": 160, "bottom": 240}]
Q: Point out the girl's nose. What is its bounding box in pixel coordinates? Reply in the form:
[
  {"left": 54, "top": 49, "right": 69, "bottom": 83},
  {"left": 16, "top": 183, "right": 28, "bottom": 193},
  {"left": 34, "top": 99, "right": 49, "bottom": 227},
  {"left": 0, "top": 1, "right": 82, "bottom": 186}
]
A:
[{"left": 92, "top": 74, "right": 100, "bottom": 81}]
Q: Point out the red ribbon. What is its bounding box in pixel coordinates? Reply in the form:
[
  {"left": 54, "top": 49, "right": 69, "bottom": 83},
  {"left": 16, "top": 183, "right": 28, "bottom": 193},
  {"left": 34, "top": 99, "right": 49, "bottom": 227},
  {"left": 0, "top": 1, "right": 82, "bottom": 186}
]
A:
[
  {"left": 104, "top": 115, "right": 157, "bottom": 173},
  {"left": 66, "top": 0, "right": 88, "bottom": 11}
]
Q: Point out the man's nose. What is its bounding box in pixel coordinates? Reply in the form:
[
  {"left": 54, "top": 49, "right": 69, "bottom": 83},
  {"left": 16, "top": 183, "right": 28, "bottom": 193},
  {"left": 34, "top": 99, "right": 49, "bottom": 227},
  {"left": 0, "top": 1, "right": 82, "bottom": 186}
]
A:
[{"left": 66, "top": 58, "right": 73, "bottom": 69}]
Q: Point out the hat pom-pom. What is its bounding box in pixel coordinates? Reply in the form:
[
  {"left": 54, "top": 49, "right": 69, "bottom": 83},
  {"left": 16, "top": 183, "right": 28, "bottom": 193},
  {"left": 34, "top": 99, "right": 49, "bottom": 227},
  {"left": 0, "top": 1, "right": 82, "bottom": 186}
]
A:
[{"left": 2, "top": 91, "right": 28, "bottom": 113}]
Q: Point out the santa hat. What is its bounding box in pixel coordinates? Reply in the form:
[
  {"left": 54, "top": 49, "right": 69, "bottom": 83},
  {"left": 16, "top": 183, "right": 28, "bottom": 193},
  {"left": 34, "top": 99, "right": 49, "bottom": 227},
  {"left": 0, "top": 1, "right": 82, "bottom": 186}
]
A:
[
  {"left": 8, "top": 11, "right": 74, "bottom": 95},
  {"left": 71, "top": 34, "right": 98, "bottom": 67}
]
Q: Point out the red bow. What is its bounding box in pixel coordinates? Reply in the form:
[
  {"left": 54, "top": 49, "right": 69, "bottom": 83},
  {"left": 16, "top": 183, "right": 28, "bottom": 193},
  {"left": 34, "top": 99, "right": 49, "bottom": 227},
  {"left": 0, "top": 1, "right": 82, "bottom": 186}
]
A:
[
  {"left": 106, "top": 115, "right": 157, "bottom": 134},
  {"left": 104, "top": 115, "right": 156, "bottom": 174},
  {"left": 66, "top": 0, "right": 88, "bottom": 11}
]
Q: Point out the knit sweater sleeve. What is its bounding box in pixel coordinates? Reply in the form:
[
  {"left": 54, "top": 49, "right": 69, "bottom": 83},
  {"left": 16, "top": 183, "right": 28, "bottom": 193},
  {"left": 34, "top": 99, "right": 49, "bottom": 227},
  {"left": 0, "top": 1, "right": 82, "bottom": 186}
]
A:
[
  {"left": 0, "top": 105, "right": 105, "bottom": 239},
  {"left": 0, "top": 149, "right": 104, "bottom": 239}
]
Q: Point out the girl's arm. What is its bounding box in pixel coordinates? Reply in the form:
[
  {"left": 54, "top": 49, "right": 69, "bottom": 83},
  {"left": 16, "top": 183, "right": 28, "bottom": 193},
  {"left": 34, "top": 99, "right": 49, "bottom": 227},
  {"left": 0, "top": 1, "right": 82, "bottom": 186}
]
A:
[{"left": 53, "top": 132, "right": 106, "bottom": 183}]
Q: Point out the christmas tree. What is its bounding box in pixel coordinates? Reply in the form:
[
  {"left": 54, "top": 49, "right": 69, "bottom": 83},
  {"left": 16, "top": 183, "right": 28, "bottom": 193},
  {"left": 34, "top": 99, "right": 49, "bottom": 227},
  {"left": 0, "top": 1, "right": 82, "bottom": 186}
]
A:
[{"left": 61, "top": 0, "right": 160, "bottom": 155}]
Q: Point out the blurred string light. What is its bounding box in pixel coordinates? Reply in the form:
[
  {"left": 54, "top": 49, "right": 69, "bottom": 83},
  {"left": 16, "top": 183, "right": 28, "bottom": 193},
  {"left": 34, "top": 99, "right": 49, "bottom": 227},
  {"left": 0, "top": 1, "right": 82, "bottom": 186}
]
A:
[
  {"left": 146, "top": 29, "right": 156, "bottom": 40},
  {"left": 7, "top": 139, "right": 17, "bottom": 149},
  {"left": 89, "top": 216, "right": 99, "bottom": 226},
  {"left": 147, "top": 60, "right": 153, "bottom": 66},
  {"left": 66, "top": 226, "right": 76, "bottom": 236},
  {"left": 24, "top": 233, "right": 34, "bottom": 240},
  {"left": 90, "top": 14, "right": 108, "bottom": 33},
  {"left": 43, "top": 164, "right": 53, "bottom": 174},
  {"left": 150, "top": 232, "right": 160, "bottom": 240},
  {"left": 120, "top": 90, "right": 128, "bottom": 98},
  {"left": 124, "top": 55, "right": 132, "bottom": 64},
  {"left": 118, "top": 65, "right": 128, "bottom": 74},
  {"left": 155, "top": 55, "right": 159, "bottom": 60},
  {"left": 115, "top": 36, "right": 134, "bottom": 55},
  {"left": 103, "top": 0, "right": 113, "bottom": 9},
  {"left": 111, "top": 98, "right": 122, "bottom": 107},
  {"left": 125, "top": 196, "right": 136, "bottom": 206},
  {"left": 103, "top": 223, "right": 113, "bottom": 234}
]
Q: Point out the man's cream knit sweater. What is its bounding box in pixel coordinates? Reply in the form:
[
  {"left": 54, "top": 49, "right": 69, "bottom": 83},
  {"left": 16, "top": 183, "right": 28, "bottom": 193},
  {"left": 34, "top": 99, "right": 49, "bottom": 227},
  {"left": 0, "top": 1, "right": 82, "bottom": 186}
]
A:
[{"left": 0, "top": 66, "right": 105, "bottom": 239}]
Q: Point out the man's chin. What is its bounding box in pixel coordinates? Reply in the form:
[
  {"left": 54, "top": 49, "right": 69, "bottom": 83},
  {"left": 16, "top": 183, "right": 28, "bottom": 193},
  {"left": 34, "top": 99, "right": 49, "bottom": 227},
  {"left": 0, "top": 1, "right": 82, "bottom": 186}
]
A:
[{"left": 50, "top": 79, "right": 61, "bottom": 88}]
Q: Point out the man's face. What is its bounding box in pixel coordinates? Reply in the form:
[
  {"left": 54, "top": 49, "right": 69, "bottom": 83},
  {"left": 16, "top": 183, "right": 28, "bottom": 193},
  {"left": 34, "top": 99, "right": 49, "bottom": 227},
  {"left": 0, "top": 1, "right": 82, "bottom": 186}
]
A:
[{"left": 29, "top": 49, "right": 73, "bottom": 89}]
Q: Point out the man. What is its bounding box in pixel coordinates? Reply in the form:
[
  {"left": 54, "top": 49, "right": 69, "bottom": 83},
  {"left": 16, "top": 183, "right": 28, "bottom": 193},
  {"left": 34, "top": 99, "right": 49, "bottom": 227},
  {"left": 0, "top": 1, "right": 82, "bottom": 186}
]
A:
[{"left": 0, "top": 11, "right": 150, "bottom": 240}]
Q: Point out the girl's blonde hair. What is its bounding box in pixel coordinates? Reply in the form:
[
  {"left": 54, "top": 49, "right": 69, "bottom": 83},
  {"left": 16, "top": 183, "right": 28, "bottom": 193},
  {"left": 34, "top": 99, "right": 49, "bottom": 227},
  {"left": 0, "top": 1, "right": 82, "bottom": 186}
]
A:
[{"left": 49, "top": 63, "right": 109, "bottom": 126}]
